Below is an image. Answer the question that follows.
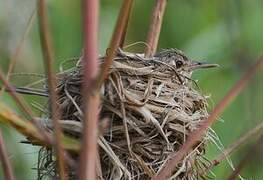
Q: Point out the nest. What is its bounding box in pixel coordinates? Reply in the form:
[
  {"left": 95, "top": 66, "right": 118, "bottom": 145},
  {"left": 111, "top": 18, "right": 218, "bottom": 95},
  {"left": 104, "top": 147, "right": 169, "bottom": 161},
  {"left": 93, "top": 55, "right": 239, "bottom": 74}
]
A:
[{"left": 37, "top": 49, "right": 213, "bottom": 180}]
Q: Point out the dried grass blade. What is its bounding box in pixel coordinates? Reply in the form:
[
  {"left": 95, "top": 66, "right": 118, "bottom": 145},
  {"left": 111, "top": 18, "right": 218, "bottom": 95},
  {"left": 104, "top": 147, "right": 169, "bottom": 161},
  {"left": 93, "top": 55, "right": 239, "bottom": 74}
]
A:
[
  {"left": 201, "top": 121, "right": 263, "bottom": 176},
  {"left": 227, "top": 136, "right": 263, "bottom": 180},
  {"left": 0, "top": 68, "right": 51, "bottom": 143},
  {"left": 0, "top": 102, "right": 80, "bottom": 152},
  {"left": 0, "top": 130, "right": 14, "bottom": 180},
  {"left": 98, "top": 137, "right": 131, "bottom": 179},
  {"left": 133, "top": 153, "right": 155, "bottom": 178},
  {"left": 0, "top": 9, "right": 36, "bottom": 96},
  {"left": 132, "top": 106, "right": 169, "bottom": 144},
  {"left": 155, "top": 56, "right": 263, "bottom": 179},
  {"left": 38, "top": 0, "right": 66, "bottom": 178},
  {"left": 0, "top": 102, "right": 47, "bottom": 143}
]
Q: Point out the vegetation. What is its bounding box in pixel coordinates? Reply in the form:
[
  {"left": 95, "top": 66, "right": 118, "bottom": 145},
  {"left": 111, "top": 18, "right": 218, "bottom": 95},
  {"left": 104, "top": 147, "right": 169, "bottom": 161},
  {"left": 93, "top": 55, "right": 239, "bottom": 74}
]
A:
[{"left": 0, "top": 0, "right": 263, "bottom": 179}]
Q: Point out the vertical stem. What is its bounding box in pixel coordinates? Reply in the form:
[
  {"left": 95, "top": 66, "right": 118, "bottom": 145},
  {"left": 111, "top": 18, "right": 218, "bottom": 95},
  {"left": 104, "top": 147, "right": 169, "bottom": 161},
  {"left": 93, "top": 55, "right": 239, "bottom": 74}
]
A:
[
  {"left": 79, "top": 94, "right": 100, "bottom": 180},
  {"left": 78, "top": 0, "right": 99, "bottom": 180},
  {"left": 37, "top": 0, "right": 67, "bottom": 179},
  {"left": 0, "top": 130, "right": 14, "bottom": 180},
  {"left": 119, "top": 0, "right": 134, "bottom": 48},
  {"left": 144, "top": 0, "right": 167, "bottom": 57},
  {"left": 97, "top": 0, "right": 134, "bottom": 87}
]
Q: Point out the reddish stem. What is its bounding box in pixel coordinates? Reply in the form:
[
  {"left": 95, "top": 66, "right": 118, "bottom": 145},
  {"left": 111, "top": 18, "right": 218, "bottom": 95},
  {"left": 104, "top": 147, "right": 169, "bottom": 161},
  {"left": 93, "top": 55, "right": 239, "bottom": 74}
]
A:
[
  {"left": 38, "top": 0, "right": 67, "bottom": 179},
  {"left": 200, "top": 121, "right": 263, "bottom": 175},
  {"left": 155, "top": 56, "right": 263, "bottom": 179},
  {"left": 97, "top": 0, "right": 134, "bottom": 87},
  {"left": 119, "top": 1, "right": 134, "bottom": 48},
  {"left": 0, "top": 130, "right": 14, "bottom": 180},
  {"left": 228, "top": 136, "right": 263, "bottom": 180},
  {"left": 145, "top": 0, "right": 167, "bottom": 57},
  {"left": 78, "top": 1, "right": 134, "bottom": 177},
  {"left": 78, "top": 0, "right": 99, "bottom": 180}
]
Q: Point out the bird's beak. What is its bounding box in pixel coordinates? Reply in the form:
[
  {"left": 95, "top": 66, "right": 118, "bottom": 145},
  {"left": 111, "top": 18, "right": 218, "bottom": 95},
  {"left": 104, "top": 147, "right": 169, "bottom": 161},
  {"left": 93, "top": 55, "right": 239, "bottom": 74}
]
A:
[{"left": 190, "top": 61, "right": 219, "bottom": 70}]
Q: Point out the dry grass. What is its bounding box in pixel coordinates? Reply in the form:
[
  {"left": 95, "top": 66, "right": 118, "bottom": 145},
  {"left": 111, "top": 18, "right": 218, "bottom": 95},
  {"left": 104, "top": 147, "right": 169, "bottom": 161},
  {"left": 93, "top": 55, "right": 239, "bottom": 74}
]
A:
[{"left": 37, "top": 49, "right": 214, "bottom": 179}]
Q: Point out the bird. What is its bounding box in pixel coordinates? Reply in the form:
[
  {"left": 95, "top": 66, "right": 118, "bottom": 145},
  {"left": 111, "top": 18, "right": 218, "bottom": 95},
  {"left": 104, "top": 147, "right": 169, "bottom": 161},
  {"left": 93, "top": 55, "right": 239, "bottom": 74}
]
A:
[
  {"left": 9, "top": 48, "right": 218, "bottom": 97},
  {"left": 154, "top": 48, "right": 219, "bottom": 78}
]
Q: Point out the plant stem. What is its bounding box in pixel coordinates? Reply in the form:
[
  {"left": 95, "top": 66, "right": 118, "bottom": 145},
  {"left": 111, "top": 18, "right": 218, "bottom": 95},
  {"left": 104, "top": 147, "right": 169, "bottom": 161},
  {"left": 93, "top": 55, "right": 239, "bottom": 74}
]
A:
[
  {"left": 145, "top": 0, "right": 167, "bottom": 57},
  {"left": 0, "top": 68, "right": 51, "bottom": 144},
  {"left": 78, "top": 0, "right": 99, "bottom": 180},
  {"left": 0, "top": 9, "right": 36, "bottom": 96},
  {"left": 38, "top": 0, "right": 67, "bottom": 179},
  {"left": 0, "top": 101, "right": 80, "bottom": 153},
  {"left": 0, "top": 130, "right": 14, "bottom": 180},
  {"left": 200, "top": 121, "right": 263, "bottom": 176},
  {"left": 97, "top": 0, "right": 134, "bottom": 88},
  {"left": 154, "top": 56, "right": 263, "bottom": 179},
  {"left": 228, "top": 136, "right": 263, "bottom": 180},
  {"left": 119, "top": 1, "right": 134, "bottom": 48}
]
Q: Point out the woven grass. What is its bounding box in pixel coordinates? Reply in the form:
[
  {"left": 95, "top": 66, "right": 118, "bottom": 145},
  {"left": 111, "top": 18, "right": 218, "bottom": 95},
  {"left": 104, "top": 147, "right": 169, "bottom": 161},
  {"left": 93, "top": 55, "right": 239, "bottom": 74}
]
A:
[{"left": 37, "top": 49, "right": 214, "bottom": 180}]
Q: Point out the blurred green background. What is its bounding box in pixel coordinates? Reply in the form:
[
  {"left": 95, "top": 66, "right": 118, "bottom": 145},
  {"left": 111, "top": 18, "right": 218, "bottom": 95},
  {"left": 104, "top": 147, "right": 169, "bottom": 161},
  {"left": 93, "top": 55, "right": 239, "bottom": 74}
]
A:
[{"left": 0, "top": 0, "right": 263, "bottom": 179}]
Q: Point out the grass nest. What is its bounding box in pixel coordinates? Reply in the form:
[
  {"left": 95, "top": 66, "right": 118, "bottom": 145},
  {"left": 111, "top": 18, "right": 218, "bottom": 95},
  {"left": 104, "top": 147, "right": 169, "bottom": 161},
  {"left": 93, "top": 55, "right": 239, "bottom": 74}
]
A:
[{"left": 37, "top": 48, "right": 215, "bottom": 180}]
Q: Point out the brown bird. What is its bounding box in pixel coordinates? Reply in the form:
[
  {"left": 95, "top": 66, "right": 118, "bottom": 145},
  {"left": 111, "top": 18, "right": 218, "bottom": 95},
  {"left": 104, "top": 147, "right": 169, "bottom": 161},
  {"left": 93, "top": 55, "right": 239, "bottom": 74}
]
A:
[
  {"left": 10, "top": 48, "right": 218, "bottom": 97},
  {"left": 154, "top": 48, "right": 219, "bottom": 78}
]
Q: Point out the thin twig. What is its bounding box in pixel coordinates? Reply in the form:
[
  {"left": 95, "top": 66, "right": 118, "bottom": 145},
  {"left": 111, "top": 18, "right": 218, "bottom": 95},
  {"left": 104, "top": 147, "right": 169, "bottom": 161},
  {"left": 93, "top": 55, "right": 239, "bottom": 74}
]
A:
[
  {"left": 228, "top": 135, "right": 263, "bottom": 180},
  {"left": 37, "top": 0, "right": 67, "bottom": 179},
  {"left": 0, "top": 130, "right": 14, "bottom": 180},
  {"left": 0, "top": 9, "right": 36, "bottom": 96},
  {"left": 154, "top": 56, "right": 263, "bottom": 179},
  {"left": 0, "top": 69, "right": 34, "bottom": 120},
  {"left": 144, "top": 0, "right": 167, "bottom": 57},
  {"left": 78, "top": 0, "right": 99, "bottom": 180},
  {"left": 212, "top": 121, "right": 262, "bottom": 171},
  {"left": 8, "top": 87, "right": 48, "bottom": 97},
  {"left": 97, "top": 0, "right": 134, "bottom": 88},
  {"left": 0, "top": 68, "right": 51, "bottom": 144},
  {"left": 200, "top": 121, "right": 263, "bottom": 176},
  {"left": 119, "top": 1, "right": 134, "bottom": 48}
]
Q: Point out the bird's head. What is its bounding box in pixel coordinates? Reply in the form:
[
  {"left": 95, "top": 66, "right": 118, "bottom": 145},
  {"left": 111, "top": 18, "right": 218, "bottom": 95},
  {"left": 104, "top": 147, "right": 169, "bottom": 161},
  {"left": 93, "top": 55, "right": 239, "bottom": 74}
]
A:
[{"left": 154, "top": 49, "right": 219, "bottom": 77}]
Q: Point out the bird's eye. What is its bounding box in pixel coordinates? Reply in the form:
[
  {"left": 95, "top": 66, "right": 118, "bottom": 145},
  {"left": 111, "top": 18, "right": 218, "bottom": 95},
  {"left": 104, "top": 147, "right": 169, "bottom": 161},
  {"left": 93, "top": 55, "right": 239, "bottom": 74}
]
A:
[{"left": 175, "top": 60, "right": 183, "bottom": 68}]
